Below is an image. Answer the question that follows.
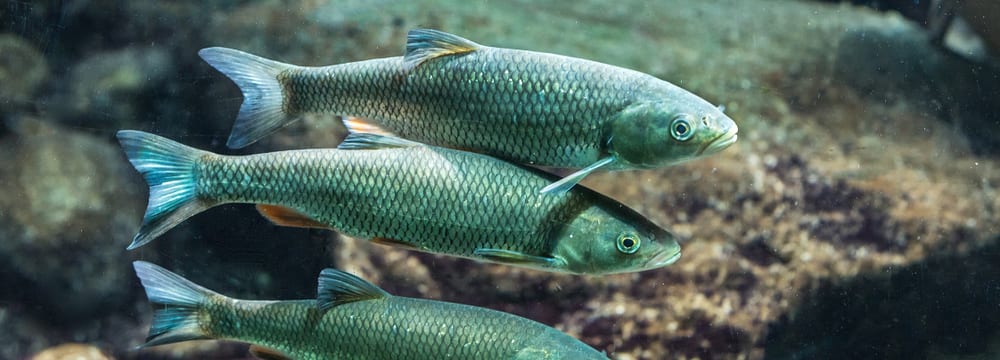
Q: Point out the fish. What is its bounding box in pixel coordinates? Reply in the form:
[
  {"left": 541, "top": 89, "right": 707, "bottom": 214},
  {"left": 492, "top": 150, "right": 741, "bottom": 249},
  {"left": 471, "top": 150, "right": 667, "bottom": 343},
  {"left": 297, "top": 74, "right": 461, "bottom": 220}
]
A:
[
  {"left": 132, "top": 261, "right": 610, "bottom": 359},
  {"left": 117, "top": 130, "right": 681, "bottom": 275},
  {"left": 199, "top": 28, "right": 739, "bottom": 194}
]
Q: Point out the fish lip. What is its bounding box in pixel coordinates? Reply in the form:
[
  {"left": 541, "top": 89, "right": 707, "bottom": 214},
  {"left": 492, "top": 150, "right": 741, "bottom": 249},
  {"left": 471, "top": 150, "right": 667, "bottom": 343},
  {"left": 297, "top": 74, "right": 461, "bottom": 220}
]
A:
[
  {"left": 698, "top": 126, "right": 739, "bottom": 156},
  {"left": 647, "top": 249, "right": 682, "bottom": 268}
]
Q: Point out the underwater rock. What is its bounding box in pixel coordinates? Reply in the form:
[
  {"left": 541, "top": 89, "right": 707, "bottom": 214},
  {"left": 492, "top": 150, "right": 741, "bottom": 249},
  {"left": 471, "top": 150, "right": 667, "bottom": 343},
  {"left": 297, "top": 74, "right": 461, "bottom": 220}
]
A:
[
  {"left": 3, "top": 0, "right": 999, "bottom": 359},
  {"left": 959, "top": 1, "right": 1000, "bottom": 55},
  {"left": 0, "top": 119, "right": 143, "bottom": 320},
  {"left": 0, "top": 33, "right": 48, "bottom": 112},
  {"left": 0, "top": 306, "right": 46, "bottom": 359},
  {"left": 1, "top": 0, "right": 235, "bottom": 137},
  {"left": 237, "top": 1, "right": 997, "bottom": 359},
  {"left": 765, "top": 241, "right": 1000, "bottom": 359},
  {"left": 116, "top": 341, "right": 250, "bottom": 360},
  {"left": 827, "top": 0, "right": 1000, "bottom": 58},
  {"left": 29, "top": 343, "right": 113, "bottom": 360},
  {"left": 832, "top": 21, "right": 1000, "bottom": 154},
  {"left": 48, "top": 47, "right": 174, "bottom": 129}
]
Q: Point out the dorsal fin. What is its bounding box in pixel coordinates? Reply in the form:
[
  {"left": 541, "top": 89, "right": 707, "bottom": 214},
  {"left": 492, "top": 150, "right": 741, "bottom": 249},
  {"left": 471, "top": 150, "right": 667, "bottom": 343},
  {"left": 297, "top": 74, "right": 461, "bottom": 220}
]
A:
[
  {"left": 404, "top": 29, "right": 481, "bottom": 71},
  {"left": 316, "top": 269, "right": 389, "bottom": 313},
  {"left": 337, "top": 133, "right": 424, "bottom": 150}
]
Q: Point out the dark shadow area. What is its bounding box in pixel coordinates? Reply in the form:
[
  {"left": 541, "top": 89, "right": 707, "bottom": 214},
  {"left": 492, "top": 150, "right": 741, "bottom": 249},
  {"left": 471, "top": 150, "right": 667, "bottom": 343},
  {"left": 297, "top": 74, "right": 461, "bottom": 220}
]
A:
[
  {"left": 764, "top": 237, "right": 1000, "bottom": 360},
  {"left": 154, "top": 204, "right": 334, "bottom": 301},
  {"left": 832, "top": 27, "right": 1000, "bottom": 155}
]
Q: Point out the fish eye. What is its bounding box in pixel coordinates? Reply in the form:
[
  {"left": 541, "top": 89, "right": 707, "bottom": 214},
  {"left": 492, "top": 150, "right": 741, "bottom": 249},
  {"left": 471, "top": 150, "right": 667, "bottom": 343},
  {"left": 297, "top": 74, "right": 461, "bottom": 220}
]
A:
[
  {"left": 670, "top": 117, "right": 693, "bottom": 141},
  {"left": 616, "top": 233, "right": 641, "bottom": 254}
]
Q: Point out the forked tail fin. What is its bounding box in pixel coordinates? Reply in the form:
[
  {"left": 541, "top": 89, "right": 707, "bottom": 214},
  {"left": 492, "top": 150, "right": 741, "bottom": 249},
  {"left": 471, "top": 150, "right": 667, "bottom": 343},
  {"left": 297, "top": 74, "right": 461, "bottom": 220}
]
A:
[
  {"left": 199, "top": 47, "right": 296, "bottom": 148},
  {"left": 117, "top": 130, "right": 214, "bottom": 250},
  {"left": 133, "top": 261, "right": 219, "bottom": 347}
]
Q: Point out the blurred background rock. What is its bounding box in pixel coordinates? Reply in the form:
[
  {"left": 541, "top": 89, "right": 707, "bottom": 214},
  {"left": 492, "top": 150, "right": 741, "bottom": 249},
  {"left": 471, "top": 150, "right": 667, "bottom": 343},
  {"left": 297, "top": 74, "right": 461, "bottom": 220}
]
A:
[{"left": 1, "top": 0, "right": 998, "bottom": 359}]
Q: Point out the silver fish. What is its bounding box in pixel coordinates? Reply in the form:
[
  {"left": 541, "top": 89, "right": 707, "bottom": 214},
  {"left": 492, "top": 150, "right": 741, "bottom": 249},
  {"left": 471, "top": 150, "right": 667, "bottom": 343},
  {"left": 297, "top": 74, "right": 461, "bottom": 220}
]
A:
[
  {"left": 118, "top": 130, "right": 681, "bottom": 275},
  {"left": 200, "top": 29, "right": 738, "bottom": 193},
  {"left": 133, "top": 261, "right": 609, "bottom": 359}
]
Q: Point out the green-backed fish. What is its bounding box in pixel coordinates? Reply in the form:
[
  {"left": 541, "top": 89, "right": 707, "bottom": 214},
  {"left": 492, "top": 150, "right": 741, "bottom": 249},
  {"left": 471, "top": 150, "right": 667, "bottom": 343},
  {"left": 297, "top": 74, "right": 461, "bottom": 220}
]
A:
[
  {"left": 200, "top": 28, "right": 738, "bottom": 194},
  {"left": 133, "top": 261, "right": 609, "bottom": 359},
  {"left": 118, "top": 130, "right": 680, "bottom": 275}
]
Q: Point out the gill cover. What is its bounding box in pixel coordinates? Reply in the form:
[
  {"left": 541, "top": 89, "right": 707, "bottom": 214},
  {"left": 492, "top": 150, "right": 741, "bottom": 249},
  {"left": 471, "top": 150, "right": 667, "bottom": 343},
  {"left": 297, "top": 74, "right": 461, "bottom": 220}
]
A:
[{"left": 607, "top": 102, "right": 697, "bottom": 168}]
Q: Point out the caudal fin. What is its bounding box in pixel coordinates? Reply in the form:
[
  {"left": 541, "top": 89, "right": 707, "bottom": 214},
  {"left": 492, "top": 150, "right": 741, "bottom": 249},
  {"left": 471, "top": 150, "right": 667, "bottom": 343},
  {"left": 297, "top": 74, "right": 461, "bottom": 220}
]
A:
[
  {"left": 117, "top": 130, "right": 214, "bottom": 250},
  {"left": 133, "top": 261, "right": 218, "bottom": 347},
  {"left": 199, "top": 47, "right": 296, "bottom": 148}
]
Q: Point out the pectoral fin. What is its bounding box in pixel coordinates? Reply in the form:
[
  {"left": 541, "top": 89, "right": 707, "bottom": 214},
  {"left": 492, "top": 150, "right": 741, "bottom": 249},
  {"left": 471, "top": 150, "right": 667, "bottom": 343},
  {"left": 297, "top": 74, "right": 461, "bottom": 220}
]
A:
[
  {"left": 256, "top": 205, "right": 331, "bottom": 229},
  {"left": 249, "top": 345, "right": 293, "bottom": 360},
  {"left": 473, "top": 248, "right": 565, "bottom": 268},
  {"left": 540, "top": 156, "right": 616, "bottom": 194}
]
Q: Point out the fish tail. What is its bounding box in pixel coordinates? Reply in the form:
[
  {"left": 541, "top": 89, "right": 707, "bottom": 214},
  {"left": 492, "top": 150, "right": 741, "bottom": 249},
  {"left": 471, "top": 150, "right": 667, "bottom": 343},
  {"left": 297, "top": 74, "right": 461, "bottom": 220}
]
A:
[
  {"left": 117, "top": 130, "right": 213, "bottom": 250},
  {"left": 133, "top": 261, "right": 219, "bottom": 347},
  {"left": 199, "top": 47, "right": 295, "bottom": 149}
]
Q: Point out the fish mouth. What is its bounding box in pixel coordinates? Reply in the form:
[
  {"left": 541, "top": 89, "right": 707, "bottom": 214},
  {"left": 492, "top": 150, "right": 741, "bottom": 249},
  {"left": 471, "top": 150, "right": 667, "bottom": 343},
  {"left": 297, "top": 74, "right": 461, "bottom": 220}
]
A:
[
  {"left": 647, "top": 249, "right": 682, "bottom": 268},
  {"left": 699, "top": 126, "right": 739, "bottom": 156}
]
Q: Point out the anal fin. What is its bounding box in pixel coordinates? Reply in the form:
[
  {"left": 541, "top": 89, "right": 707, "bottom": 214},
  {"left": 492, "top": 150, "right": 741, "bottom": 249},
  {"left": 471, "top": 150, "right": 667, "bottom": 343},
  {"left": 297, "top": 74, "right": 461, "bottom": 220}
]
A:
[
  {"left": 371, "top": 237, "right": 423, "bottom": 251},
  {"left": 256, "top": 205, "right": 331, "bottom": 229},
  {"left": 342, "top": 116, "right": 397, "bottom": 137},
  {"left": 339, "top": 116, "right": 427, "bottom": 151},
  {"left": 249, "top": 345, "right": 293, "bottom": 360}
]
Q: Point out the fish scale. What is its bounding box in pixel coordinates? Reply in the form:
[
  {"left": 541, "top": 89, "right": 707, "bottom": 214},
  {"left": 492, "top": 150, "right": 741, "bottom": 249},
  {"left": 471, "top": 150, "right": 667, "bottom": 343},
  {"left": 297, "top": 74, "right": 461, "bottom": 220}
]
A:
[
  {"left": 205, "top": 292, "right": 574, "bottom": 359},
  {"left": 277, "top": 49, "right": 633, "bottom": 167},
  {"left": 200, "top": 29, "right": 738, "bottom": 194},
  {"left": 118, "top": 130, "right": 680, "bottom": 274},
  {"left": 201, "top": 146, "right": 582, "bottom": 255},
  {"left": 134, "top": 262, "right": 609, "bottom": 359}
]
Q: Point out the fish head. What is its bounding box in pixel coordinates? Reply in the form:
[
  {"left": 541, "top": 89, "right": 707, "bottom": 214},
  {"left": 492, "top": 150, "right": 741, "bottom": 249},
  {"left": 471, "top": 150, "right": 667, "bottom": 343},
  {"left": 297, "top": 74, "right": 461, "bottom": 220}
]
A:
[
  {"left": 552, "top": 202, "right": 681, "bottom": 275},
  {"left": 608, "top": 100, "right": 738, "bottom": 169}
]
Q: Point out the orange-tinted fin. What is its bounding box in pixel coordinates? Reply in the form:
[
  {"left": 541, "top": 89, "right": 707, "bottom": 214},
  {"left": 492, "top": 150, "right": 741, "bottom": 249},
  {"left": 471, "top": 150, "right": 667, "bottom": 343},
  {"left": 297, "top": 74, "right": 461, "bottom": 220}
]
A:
[
  {"left": 255, "top": 205, "right": 331, "bottom": 229},
  {"left": 342, "top": 116, "right": 397, "bottom": 137},
  {"left": 404, "top": 29, "right": 481, "bottom": 71},
  {"left": 371, "top": 237, "right": 423, "bottom": 251},
  {"left": 249, "top": 345, "right": 293, "bottom": 360}
]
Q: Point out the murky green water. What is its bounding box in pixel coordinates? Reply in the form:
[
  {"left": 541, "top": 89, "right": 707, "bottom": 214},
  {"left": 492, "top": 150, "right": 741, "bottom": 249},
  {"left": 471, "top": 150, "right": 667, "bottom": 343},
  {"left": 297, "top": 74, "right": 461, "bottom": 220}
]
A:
[{"left": 2, "top": 1, "right": 998, "bottom": 359}]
